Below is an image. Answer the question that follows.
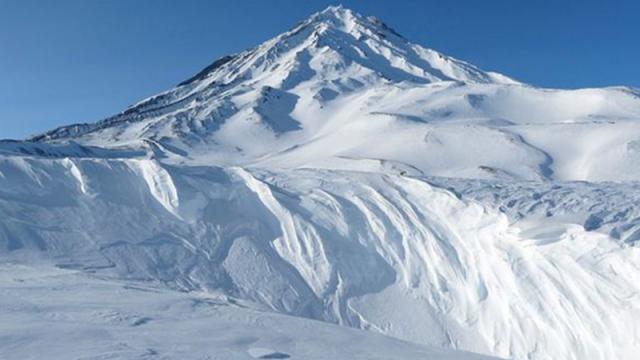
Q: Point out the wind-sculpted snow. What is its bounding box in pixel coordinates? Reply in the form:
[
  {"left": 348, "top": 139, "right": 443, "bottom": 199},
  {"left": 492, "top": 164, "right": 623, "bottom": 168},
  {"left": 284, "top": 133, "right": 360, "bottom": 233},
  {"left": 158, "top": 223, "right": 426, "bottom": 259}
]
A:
[
  {"left": 2, "top": 156, "right": 640, "bottom": 359},
  {"left": 428, "top": 177, "right": 640, "bottom": 244},
  {"left": 0, "top": 139, "right": 147, "bottom": 159}
]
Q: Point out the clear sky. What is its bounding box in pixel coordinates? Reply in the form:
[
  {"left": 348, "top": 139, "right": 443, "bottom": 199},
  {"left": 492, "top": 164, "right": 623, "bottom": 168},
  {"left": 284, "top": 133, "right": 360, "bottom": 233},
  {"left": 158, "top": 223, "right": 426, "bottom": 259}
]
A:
[{"left": 1, "top": 0, "right": 638, "bottom": 140}]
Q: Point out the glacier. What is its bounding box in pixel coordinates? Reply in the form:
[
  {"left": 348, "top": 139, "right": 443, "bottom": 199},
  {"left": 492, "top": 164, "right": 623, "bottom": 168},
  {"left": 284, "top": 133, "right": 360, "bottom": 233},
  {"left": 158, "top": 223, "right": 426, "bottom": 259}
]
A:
[{"left": 2, "top": 5, "right": 640, "bottom": 360}]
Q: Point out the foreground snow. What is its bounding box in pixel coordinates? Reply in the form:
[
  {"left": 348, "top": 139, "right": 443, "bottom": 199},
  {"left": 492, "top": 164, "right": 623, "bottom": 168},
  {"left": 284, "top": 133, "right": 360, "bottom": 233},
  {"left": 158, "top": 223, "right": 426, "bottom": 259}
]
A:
[
  {"left": 1, "top": 158, "right": 640, "bottom": 359},
  {"left": 0, "top": 264, "right": 494, "bottom": 360}
]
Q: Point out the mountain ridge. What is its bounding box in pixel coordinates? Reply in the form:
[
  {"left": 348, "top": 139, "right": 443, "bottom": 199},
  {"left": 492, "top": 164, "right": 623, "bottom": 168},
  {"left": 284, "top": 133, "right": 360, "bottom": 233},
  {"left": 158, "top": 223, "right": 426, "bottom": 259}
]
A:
[
  {"left": 30, "top": 5, "right": 517, "bottom": 142},
  {"left": 23, "top": 6, "right": 640, "bottom": 183}
]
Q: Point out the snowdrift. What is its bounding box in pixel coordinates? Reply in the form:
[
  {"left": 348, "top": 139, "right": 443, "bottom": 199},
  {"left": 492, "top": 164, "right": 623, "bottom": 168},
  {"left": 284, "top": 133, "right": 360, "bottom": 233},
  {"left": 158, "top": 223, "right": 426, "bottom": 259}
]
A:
[{"left": 2, "top": 156, "right": 639, "bottom": 359}]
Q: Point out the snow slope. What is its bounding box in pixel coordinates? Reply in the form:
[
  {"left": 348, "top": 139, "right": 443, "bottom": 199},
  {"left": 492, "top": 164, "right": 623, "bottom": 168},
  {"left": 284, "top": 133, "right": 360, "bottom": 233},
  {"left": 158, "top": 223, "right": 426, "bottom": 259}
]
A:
[
  {"left": 2, "top": 5, "right": 640, "bottom": 360},
  {"left": 2, "top": 157, "right": 640, "bottom": 359}
]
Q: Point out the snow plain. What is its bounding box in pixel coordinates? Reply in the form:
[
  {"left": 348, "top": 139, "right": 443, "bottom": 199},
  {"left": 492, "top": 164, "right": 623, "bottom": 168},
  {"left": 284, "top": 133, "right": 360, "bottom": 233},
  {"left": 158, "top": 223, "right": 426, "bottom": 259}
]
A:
[
  {"left": 2, "top": 5, "right": 640, "bottom": 360},
  {"left": 1, "top": 264, "right": 495, "bottom": 360}
]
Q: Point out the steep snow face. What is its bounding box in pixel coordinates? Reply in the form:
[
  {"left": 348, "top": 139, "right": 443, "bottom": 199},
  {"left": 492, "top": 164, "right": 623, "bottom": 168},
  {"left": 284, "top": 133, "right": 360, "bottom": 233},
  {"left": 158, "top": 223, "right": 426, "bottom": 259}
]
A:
[{"left": 2, "top": 157, "right": 640, "bottom": 359}]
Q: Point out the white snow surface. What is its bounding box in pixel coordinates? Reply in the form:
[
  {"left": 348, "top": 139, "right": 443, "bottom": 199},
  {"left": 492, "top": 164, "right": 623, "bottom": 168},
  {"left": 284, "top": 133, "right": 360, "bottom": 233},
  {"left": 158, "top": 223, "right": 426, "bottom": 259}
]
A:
[
  {"left": 2, "top": 5, "right": 640, "bottom": 360},
  {"left": 2, "top": 158, "right": 640, "bottom": 359},
  {"left": 0, "top": 264, "right": 494, "bottom": 360}
]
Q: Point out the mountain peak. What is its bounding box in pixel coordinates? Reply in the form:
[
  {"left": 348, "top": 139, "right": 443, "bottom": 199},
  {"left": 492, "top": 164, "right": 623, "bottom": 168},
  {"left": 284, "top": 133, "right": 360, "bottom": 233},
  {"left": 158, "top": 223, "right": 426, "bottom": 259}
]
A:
[
  {"left": 314, "top": 4, "right": 360, "bottom": 25},
  {"left": 318, "top": 4, "right": 348, "bottom": 15},
  {"left": 303, "top": 5, "right": 404, "bottom": 41},
  {"left": 31, "top": 6, "right": 518, "bottom": 144}
]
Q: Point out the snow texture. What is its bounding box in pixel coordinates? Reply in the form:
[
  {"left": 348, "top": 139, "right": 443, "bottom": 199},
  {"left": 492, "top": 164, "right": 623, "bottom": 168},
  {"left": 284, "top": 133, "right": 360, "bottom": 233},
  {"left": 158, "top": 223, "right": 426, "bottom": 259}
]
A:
[{"left": 0, "top": 264, "right": 494, "bottom": 360}]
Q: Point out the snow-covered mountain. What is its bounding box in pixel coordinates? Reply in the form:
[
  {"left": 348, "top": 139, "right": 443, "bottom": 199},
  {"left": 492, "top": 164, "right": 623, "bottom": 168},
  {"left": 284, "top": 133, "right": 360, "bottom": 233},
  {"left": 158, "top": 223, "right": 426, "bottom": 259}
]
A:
[
  {"left": 29, "top": 5, "right": 640, "bottom": 181},
  {"left": 2, "top": 5, "right": 640, "bottom": 360}
]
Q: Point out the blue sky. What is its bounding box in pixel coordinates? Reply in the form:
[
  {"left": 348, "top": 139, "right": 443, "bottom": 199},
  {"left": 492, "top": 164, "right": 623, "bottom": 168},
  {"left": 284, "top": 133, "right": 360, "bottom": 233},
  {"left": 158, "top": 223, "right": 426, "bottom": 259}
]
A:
[{"left": 1, "top": 0, "right": 638, "bottom": 139}]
